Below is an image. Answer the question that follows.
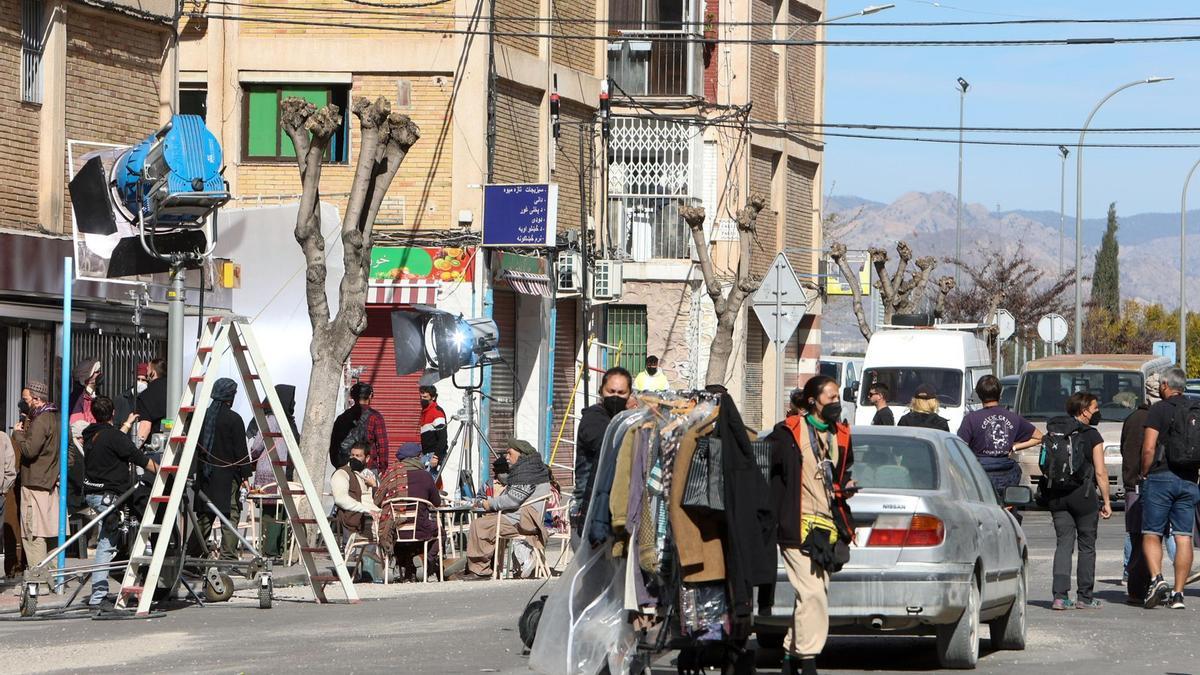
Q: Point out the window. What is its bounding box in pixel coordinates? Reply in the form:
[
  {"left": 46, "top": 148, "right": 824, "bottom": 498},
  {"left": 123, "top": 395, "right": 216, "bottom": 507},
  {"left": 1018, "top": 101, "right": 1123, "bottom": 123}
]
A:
[
  {"left": 21, "top": 0, "right": 44, "bottom": 104},
  {"left": 943, "top": 439, "right": 985, "bottom": 502},
  {"left": 243, "top": 85, "right": 350, "bottom": 162},
  {"left": 853, "top": 436, "right": 939, "bottom": 490},
  {"left": 1016, "top": 369, "right": 1143, "bottom": 423},
  {"left": 608, "top": 117, "right": 697, "bottom": 259},
  {"left": 180, "top": 84, "right": 208, "bottom": 121},
  {"left": 949, "top": 438, "right": 999, "bottom": 505},
  {"left": 860, "top": 367, "right": 964, "bottom": 407},
  {"left": 606, "top": 305, "right": 648, "bottom": 374}
]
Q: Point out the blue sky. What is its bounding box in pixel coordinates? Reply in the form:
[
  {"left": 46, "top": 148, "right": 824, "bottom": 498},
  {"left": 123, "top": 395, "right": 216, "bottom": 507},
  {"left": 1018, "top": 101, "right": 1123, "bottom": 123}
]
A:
[{"left": 822, "top": 0, "right": 1200, "bottom": 218}]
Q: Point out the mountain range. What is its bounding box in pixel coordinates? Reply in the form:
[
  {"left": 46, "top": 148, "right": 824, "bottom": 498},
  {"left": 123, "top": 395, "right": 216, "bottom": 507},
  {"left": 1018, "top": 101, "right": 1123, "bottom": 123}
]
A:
[{"left": 821, "top": 191, "right": 1200, "bottom": 353}]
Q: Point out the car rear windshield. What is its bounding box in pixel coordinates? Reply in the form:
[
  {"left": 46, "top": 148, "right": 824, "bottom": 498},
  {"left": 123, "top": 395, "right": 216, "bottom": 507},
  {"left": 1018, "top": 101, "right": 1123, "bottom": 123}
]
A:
[
  {"left": 860, "top": 368, "right": 963, "bottom": 407},
  {"left": 1017, "top": 370, "right": 1143, "bottom": 422},
  {"left": 853, "top": 436, "right": 939, "bottom": 490}
]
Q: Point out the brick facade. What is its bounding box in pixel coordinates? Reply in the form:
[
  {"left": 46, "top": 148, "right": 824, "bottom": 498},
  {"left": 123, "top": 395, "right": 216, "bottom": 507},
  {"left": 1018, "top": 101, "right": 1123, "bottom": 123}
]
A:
[
  {"left": 496, "top": 0, "right": 539, "bottom": 57},
  {"left": 551, "top": 0, "right": 596, "bottom": 74},
  {"left": 0, "top": 0, "right": 40, "bottom": 231},
  {"left": 748, "top": 145, "right": 778, "bottom": 278},
  {"left": 786, "top": 1, "right": 818, "bottom": 125},
  {"left": 492, "top": 79, "right": 542, "bottom": 183},
  {"left": 236, "top": 0, "right": 454, "bottom": 38},
  {"left": 235, "top": 74, "right": 455, "bottom": 230},
  {"left": 749, "top": 0, "right": 777, "bottom": 122},
  {"left": 63, "top": 9, "right": 167, "bottom": 228},
  {"left": 553, "top": 99, "right": 594, "bottom": 233},
  {"left": 784, "top": 156, "right": 816, "bottom": 275},
  {"left": 703, "top": 0, "right": 719, "bottom": 101}
]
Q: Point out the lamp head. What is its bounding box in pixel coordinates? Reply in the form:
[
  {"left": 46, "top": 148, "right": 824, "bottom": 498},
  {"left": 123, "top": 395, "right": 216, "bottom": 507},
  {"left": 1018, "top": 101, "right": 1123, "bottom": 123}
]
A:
[
  {"left": 1058, "top": 145, "right": 1069, "bottom": 159},
  {"left": 1146, "top": 76, "right": 1173, "bottom": 84},
  {"left": 861, "top": 3, "right": 895, "bottom": 15},
  {"left": 957, "top": 77, "right": 970, "bottom": 92}
]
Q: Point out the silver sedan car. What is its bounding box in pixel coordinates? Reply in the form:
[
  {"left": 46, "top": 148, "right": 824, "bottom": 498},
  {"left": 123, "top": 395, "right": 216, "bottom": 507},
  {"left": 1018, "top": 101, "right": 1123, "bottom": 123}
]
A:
[{"left": 756, "top": 426, "right": 1029, "bottom": 670}]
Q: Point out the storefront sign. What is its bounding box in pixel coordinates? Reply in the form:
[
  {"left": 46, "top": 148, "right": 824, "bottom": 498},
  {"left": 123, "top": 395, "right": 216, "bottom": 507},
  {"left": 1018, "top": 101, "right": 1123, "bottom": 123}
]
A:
[
  {"left": 481, "top": 183, "right": 558, "bottom": 247},
  {"left": 370, "top": 246, "right": 474, "bottom": 283}
]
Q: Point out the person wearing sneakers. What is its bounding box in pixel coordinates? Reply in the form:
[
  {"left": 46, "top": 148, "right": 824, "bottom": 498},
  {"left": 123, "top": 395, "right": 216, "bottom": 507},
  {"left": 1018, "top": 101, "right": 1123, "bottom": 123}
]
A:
[
  {"left": 1038, "top": 392, "right": 1110, "bottom": 610},
  {"left": 1139, "top": 367, "right": 1200, "bottom": 610}
]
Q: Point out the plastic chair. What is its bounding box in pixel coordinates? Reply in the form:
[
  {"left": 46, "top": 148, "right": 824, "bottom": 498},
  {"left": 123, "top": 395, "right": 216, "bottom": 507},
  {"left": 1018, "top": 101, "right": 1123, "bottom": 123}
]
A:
[
  {"left": 543, "top": 498, "right": 574, "bottom": 574},
  {"left": 380, "top": 497, "right": 443, "bottom": 583},
  {"left": 492, "top": 494, "right": 552, "bottom": 580}
]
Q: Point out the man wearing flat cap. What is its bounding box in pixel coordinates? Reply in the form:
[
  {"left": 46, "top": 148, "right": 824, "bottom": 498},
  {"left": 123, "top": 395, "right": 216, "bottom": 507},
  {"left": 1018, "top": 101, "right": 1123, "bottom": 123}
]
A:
[
  {"left": 460, "top": 439, "right": 552, "bottom": 580},
  {"left": 12, "top": 380, "right": 60, "bottom": 577}
]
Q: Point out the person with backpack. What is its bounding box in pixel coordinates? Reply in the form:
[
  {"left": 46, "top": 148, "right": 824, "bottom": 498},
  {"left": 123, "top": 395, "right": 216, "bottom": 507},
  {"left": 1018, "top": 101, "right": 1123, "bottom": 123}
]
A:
[
  {"left": 1138, "top": 367, "right": 1200, "bottom": 609},
  {"left": 329, "top": 382, "right": 389, "bottom": 474},
  {"left": 1036, "top": 391, "right": 1110, "bottom": 610}
]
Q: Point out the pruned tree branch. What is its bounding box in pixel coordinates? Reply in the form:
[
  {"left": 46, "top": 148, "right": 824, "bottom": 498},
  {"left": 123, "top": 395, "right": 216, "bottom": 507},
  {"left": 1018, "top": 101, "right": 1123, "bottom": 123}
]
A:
[
  {"left": 830, "top": 241, "right": 872, "bottom": 340},
  {"left": 682, "top": 204, "right": 726, "bottom": 314}
]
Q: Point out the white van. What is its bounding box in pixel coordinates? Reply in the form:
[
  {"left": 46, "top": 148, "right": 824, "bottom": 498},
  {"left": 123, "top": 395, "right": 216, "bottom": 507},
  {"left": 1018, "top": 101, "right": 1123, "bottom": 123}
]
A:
[
  {"left": 852, "top": 326, "right": 992, "bottom": 431},
  {"left": 819, "top": 356, "right": 864, "bottom": 422}
]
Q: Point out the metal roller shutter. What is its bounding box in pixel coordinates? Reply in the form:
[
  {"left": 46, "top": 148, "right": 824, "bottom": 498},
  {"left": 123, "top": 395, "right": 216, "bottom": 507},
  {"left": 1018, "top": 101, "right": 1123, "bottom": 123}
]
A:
[
  {"left": 349, "top": 308, "right": 424, "bottom": 448},
  {"left": 552, "top": 299, "right": 579, "bottom": 487},
  {"left": 488, "top": 290, "right": 518, "bottom": 451}
]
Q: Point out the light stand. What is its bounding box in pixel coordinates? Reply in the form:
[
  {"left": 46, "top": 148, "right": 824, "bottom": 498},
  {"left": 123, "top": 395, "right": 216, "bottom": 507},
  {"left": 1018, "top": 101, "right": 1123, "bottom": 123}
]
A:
[{"left": 445, "top": 365, "right": 497, "bottom": 499}]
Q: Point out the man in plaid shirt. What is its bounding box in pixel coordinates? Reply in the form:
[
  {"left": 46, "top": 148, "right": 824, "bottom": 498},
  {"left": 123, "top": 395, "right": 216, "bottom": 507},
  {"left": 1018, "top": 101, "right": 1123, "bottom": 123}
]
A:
[{"left": 329, "top": 382, "right": 390, "bottom": 475}]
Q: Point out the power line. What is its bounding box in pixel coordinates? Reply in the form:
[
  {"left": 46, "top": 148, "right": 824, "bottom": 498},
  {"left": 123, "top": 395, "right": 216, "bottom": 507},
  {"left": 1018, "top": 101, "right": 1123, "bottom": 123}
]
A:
[
  {"left": 738, "top": 122, "right": 1200, "bottom": 135},
  {"left": 186, "top": 11, "right": 1200, "bottom": 46}
]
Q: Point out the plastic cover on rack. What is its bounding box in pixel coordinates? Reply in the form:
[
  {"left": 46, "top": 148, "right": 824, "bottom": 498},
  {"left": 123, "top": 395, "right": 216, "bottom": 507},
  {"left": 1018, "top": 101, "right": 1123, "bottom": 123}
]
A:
[{"left": 530, "top": 409, "right": 648, "bottom": 675}]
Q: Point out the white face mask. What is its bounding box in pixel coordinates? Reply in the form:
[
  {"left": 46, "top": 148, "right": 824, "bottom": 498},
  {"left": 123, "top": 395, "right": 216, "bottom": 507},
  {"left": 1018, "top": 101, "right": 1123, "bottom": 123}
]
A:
[{"left": 136, "top": 381, "right": 148, "bottom": 394}]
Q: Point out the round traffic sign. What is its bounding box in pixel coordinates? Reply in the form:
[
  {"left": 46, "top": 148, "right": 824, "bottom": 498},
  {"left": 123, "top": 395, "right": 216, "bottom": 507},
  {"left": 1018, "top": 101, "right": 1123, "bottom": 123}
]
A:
[
  {"left": 1037, "top": 313, "right": 1068, "bottom": 344},
  {"left": 992, "top": 309, "right": 1016, "bottom": 342}
]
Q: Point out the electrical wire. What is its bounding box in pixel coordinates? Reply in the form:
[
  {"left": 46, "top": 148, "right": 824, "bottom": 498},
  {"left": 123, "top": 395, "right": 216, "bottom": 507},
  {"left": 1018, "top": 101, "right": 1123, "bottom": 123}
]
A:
[
  {"left": 342, "top": 0, "right": 452, "bottom": 8},
  {"left": 186, "top": 11, "right": 1200, "bottom": 46}
]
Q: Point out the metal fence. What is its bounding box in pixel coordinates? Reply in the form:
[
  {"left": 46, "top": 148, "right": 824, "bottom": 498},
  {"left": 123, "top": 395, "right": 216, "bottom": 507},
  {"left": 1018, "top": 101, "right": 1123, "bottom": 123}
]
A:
[
  {"left": 70, "top": 330, "right": 166, "bottom": 404},
  {"left": 607, "top": 30, "right": 703, "bottom": 98},
  {"left": 608, "top": 116, "right": 698, "bottom": 261},
  {"left": 21, "top": 0, "right": 44, "bottom": 104},
  {"left": 608, "top": 195, "right": 692, "bottom": 260}
]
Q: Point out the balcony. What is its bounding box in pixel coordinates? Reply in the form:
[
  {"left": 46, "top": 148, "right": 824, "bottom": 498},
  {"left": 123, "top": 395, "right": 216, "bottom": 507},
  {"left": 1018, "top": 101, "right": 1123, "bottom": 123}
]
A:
[
  {"left": 609, "top": 195, "right": 694, "bottom": 261},
  {"left": 607, "top": 30, "right": 704, "bottom": 98}
]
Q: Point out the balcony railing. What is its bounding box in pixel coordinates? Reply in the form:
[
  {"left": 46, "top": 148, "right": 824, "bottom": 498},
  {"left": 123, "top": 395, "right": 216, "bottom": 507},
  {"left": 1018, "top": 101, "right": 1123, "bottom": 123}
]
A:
[
  {"left": 609, "top": 195, "right": 694, "bottom": 261},
  {"left": 607, "top": 30, "right": 704, "bottom": 98}
]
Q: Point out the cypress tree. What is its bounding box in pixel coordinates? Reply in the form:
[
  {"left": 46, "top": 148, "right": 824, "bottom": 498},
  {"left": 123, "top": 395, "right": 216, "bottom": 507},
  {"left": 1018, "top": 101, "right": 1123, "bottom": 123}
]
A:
[{"left": 1090, "top": 202, "right": 1120, "bottom": 315}]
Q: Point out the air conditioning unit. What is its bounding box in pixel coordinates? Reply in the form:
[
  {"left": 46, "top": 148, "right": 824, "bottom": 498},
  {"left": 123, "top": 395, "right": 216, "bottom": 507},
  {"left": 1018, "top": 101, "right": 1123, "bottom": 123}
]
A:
[
  {"left": 592, "top": 259, "right": 624, "bottom": 300},
  {"left": 556, "top": 250, "right": 582, "bottom": 293}
]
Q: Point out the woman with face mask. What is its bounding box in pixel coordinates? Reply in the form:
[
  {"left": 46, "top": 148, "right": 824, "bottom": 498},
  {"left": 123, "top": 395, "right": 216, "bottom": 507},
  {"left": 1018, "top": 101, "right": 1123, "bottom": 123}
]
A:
[{"left": 767, "top": 375, "right": 855, "bottom": 675}]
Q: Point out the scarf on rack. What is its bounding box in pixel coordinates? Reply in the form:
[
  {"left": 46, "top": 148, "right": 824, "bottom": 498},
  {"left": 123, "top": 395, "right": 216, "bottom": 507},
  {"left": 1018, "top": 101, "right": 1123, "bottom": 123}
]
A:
[
  {"left": 198, "top": 378, "right": 238, "bottom": 457},
  {"left": 508, "top": 453, "right": 552, "bottom": 486}
]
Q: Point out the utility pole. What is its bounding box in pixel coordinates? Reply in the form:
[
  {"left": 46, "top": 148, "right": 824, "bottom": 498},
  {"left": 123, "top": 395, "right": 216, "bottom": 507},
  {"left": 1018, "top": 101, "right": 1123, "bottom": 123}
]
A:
[
  {"left": 1058, "top": 145, "right": 1069, "bottom": 276},
  {"left": 955, "top": 77, "right": 969, "bottom": 286}
]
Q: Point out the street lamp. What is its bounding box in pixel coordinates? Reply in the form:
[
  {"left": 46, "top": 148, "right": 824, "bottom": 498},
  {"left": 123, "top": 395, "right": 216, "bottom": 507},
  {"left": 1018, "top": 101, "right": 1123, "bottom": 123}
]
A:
[
  {"left": 1181, "top": 156, "right": 1200, "bottom": 371},
  {"left": 955, "top": 77, "right": 969, "bottom": 286},
  {"left": 1073, "top": 76, "right": 1173, "bottom": 354},
  {"left": 1058, "top": 145, "right": 1069, "bottom": 276},
  {"left": 784, "top": 3, "right": 894, "bottom": 39}
]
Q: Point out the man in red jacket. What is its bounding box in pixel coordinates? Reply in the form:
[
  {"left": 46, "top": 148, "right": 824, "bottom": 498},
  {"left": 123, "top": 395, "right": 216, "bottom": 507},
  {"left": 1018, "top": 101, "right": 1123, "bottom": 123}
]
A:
[{"left": 419, "top": 385, "right": 448, "bottom": 472}]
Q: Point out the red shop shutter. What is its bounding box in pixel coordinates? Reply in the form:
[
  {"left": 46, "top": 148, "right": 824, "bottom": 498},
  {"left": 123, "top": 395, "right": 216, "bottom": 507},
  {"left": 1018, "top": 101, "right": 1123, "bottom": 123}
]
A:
[{"left": 349, "top": 308, "right": 424, "bottom": 450}]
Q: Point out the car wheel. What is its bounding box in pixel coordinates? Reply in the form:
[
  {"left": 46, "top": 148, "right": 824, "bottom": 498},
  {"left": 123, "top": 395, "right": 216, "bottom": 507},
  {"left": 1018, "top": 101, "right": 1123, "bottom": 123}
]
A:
[
  {"left": 989, "top": 564, "right": 1027, "bottom": 651},
  {"left": 936, "top": 574, "right": 980, "bottom": 669}
]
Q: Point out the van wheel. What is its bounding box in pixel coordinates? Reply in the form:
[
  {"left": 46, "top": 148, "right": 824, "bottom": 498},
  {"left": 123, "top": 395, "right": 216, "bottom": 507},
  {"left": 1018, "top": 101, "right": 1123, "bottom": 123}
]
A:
[
  {"left": 989, "top": 565, "right": 1027, "bottom": 650},
  {"left": 936, "top": 574, "right": 980, "bottom": 669}
]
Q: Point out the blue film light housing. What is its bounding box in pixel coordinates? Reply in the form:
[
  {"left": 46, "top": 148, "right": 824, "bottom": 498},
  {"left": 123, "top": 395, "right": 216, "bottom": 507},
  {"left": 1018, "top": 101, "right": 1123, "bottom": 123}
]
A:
[{"left": 114, "top": 114, "right": 229, "bottom": 228}]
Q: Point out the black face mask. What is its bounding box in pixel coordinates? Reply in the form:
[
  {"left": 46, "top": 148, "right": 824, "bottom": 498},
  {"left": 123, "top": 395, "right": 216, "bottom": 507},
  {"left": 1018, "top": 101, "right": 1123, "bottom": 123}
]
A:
[
  {"left": 17, "top": 400, "right": 30, "bottom": 418},
  {"left": 420, "top": 399, "right": 430, "bottom": 409},
  {"left": 603, "top": 395, "right": 628, "bottom": 417},
  {"left": 645, "top": 367, "right": 658, "bottom": 376},
  {"left": 820, "top": 403, "right": 843, "bottom": 426},
  {"left": 348, "top": 458, "right": 366, "bottom": 472},
  {"left": 1088, "top": 410, "right": 1101, "bottom": 426}
]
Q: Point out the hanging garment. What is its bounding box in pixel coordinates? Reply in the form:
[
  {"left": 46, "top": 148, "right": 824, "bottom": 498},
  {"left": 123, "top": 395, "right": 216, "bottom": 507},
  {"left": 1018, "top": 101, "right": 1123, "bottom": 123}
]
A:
[{"left": 669, "top": 411, "right": 726, "bottom": 582}]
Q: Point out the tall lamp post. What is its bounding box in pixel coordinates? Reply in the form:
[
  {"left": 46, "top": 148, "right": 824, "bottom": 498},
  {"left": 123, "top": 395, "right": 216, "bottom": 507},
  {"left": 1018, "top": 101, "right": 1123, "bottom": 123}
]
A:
[
  {"left": 784, "top": 3, "right": 893, "bottom": 39},
  {"left": 955, "top": 77, "right": 969, "bottom": 285},
  {"left": 1181, "top": 156, "right": 1200, "bottom": 371},
  {"left": 1073, "top": 77, "right": 1173, "bottom": 354},
  {"left": 1058, "top": 145, "right": 1069, "bottom": 276}
]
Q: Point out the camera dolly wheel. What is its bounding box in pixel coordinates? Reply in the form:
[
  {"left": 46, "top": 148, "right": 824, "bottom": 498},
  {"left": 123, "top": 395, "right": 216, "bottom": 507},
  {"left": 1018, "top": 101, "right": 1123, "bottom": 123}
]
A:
[
  {"left": 258, "top": 575, "right": 273, "bottom": 609},
  {"left": 204, "top": 572, "right": 235, "bottom": 603},
  {"left": 19, "top": 584, "right": 37, "bottom": 618}
]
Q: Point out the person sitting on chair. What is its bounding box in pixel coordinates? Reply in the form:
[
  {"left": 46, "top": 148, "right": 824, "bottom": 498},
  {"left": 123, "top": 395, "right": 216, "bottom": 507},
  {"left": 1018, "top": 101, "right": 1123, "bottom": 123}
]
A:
[
  {"left": 376, "top": 442, "right": 442, "bottom": 581},
  {"left": 460, "top": 439, "right": 552, "bottom": 580},
  {"left": 332, "top": 441, "right": 380, "bottom": 546}
]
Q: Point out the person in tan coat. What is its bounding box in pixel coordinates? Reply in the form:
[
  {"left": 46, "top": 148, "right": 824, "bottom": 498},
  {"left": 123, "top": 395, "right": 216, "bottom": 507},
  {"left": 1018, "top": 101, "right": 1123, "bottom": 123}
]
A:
[
  {"left": 0, "top": 431, "right": 17, "bottom": 525},
  {"left": 11, "top": 380, "right": 61, "bottom": 577}
]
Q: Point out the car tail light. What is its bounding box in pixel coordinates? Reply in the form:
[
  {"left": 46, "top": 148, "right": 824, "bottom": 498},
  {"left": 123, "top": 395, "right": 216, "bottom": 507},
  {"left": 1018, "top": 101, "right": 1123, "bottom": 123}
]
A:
[{"left": 866, "top": 514, "right": 945, "bottom": 547}]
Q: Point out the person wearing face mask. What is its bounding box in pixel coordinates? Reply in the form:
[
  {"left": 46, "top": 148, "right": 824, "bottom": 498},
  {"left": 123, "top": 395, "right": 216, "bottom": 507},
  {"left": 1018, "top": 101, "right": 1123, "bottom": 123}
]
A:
[
  {"left": 1037, "top": 392, "right": 1109, "bottom": 610},
  {"left": 570, "top": 367, "right": 634, "bottom": 534},
  {"left": 418, "top": 385, "right": 448, "bottom": 473},
  {"left": 768, "top": 376, "right": 855, "bottom": 675},
  {"left": 333, "top": 442, "right": 381, "bottom": 547},
  {"left": 633, "top": 355, "right": 670, "bottom": 393},
  {"left": 113, "top": 362, "right": 149, "bottom": 441}
]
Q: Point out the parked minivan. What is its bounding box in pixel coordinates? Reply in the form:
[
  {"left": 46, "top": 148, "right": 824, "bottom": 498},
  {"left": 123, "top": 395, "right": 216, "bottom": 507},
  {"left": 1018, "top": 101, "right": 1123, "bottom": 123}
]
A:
[
  {"left": 1013, "top": 354, "right": 1173, "bottom": 500},
  {"left": 853, "top": 326, "right": 992, "bottom": 431},
  {"left": 820, "top": 355, "right": 864, "bottom": 422}
]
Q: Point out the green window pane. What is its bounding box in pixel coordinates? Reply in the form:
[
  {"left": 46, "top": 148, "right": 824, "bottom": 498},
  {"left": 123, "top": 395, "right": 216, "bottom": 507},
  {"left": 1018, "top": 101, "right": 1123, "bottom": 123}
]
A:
[
  {"left": 246, "top": 89, "right": 279, "bottom": 157},
  {"left": 280, "top": 87, "right": 330, "bottom": 158},
  {"left": 606, "top": 305, "right": 648, "bottom": 373}
]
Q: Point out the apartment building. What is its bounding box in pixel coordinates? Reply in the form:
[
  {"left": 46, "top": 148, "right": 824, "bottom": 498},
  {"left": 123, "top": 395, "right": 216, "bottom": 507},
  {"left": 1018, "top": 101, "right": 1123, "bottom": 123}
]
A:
[{"left": 604, "top": 0, "right": 825, "bottom": 428}]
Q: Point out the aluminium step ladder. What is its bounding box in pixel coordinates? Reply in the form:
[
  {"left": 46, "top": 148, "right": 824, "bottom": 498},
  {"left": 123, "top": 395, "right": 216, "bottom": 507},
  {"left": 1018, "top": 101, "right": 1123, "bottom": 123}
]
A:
[{"left": 115, "top": 317, "right": 358, "bottom": 615}]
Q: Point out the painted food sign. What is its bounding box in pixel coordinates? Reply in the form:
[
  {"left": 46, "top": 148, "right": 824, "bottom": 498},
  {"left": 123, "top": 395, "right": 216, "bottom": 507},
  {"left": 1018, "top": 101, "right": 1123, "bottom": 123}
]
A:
[{"left": 370, "top": 247, "right": 474, "bottom": 283}]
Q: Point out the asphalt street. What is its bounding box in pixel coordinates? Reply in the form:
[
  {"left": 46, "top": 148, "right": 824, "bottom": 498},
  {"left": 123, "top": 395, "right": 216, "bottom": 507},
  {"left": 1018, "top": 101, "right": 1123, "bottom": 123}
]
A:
[{"left": 1, "top": 512, "right": 1197, "bottom": 674}]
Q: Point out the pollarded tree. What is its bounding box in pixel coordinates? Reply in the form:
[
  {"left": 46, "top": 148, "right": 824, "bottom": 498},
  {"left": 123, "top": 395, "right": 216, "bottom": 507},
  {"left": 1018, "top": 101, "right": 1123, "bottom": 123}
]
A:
[
  {"left": 281, "top": 96, "right": 420, "bottom": 501},
  {"left": 828, "top": 240, "right": 955, "bottom": 340},
  {"left": 680, "top": 197, "right": 766, "bottom": 385}
]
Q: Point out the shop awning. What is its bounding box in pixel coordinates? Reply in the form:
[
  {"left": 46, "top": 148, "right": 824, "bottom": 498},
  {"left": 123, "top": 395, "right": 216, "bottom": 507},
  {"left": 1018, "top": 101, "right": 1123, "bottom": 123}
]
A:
[
  {"left": 500, "top": 270, "right": 552, "bottom": 297},
  {"left": 366, "top": 281, "right": 439, "bottom": 306}
]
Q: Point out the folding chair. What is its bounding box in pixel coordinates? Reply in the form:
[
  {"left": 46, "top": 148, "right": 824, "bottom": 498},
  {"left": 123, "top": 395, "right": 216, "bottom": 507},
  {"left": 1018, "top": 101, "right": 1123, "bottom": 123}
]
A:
[
  {"left": 493, "top": 494, "right": 551, "bottom": 580},
  {"left": 379, "top": 497, "right": 442, "bottom": 582}
]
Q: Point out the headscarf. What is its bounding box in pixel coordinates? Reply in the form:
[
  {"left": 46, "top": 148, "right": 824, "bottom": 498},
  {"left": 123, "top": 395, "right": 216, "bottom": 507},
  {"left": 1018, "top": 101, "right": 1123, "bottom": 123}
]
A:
[
  {"left": 198, "top": 378, "right": 238, "bottom": 455},
  {"left": 506, "top": 451, "right": 552, "bottom": 486}
]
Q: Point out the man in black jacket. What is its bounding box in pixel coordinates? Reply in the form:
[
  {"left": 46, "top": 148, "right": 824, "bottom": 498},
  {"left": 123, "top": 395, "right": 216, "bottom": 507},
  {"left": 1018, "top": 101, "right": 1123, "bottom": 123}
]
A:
[
  {"left": 570, "top": 367, "right": 633, "bottom": 534},
  {"left": 82, "top": 397, "right": 158, "bottom": 610},
  {"left": 192, "top": 378, "right": 250, "bottom": 561}
]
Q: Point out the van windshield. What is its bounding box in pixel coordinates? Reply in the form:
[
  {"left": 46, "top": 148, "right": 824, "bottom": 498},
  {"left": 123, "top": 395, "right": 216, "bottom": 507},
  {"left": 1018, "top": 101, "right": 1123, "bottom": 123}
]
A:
[
  {"left": 1017, "top": 370, "right": 1143, "bottom": 422},
  {"left": 861, "top": 368, "right": 963, "bottom": 407}
]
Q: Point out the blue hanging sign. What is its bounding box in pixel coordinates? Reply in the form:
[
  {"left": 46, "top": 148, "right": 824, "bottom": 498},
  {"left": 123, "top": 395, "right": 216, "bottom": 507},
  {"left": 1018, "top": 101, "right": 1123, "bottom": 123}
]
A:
[{"left": 482, "top": 183, "right": 558, "bottom": 247}]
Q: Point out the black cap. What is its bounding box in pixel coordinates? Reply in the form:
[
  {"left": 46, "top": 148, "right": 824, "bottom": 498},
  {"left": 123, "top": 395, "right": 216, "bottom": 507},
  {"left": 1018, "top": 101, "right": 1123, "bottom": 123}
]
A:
[{"left": 914, "top": 384, "right": 937, "bottom": 400}]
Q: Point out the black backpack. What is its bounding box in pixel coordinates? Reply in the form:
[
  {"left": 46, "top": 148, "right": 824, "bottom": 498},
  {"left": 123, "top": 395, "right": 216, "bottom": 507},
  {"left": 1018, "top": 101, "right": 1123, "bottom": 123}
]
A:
[
  {"left": 1165, "top": 398, "right": 1200, "bottom": 471},
  {"left": 1039, "top": 425, "right": 1089, "bottom": 491},
  {"left": 335, "top": 410, "right": 370, "bottom": 467}
]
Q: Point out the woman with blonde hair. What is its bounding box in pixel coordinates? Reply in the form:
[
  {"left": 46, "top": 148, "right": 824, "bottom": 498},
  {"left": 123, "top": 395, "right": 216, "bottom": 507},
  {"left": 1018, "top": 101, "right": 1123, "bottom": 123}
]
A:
[{"left": 897, "top": 383, "right": 950, "bottom": 431}]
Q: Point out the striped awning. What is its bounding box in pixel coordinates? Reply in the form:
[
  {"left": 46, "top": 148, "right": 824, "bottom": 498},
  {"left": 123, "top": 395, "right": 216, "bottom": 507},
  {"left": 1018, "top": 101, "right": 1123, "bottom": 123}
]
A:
[
  {"left": 366, "top": 281, "right": 439, "bottom": 306},
  {"left": 500, "top": 270, "right": 552, "bottom": 297}
]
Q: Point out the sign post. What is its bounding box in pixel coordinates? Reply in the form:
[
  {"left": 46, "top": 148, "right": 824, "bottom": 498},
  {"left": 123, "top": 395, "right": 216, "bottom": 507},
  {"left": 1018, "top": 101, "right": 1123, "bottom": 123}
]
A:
[
  {"left": 752, "top": 254, "right": 809, "bottom": 422},
  {"left": 991, "top": 309, "right": 1015, "bottom": 376}
]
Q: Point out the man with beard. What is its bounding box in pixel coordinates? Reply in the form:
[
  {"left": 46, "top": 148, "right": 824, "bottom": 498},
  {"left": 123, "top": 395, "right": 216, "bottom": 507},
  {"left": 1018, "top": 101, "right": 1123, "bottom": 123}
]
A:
[{"left": 461, "top": 439, "right": 552, "bottom": 580}]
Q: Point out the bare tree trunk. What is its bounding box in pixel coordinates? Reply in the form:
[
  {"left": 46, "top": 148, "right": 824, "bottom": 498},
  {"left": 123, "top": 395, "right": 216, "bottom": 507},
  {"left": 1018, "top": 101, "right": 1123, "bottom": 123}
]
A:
[
  {"left": 281, "top": 96, "right": 420, "bottom": 514},
  {"left": 829, "top": 242, "right": 872, "bottom": 341},
  {"left": 683, "top": 197, "right": 766, "bottom": 386}
]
